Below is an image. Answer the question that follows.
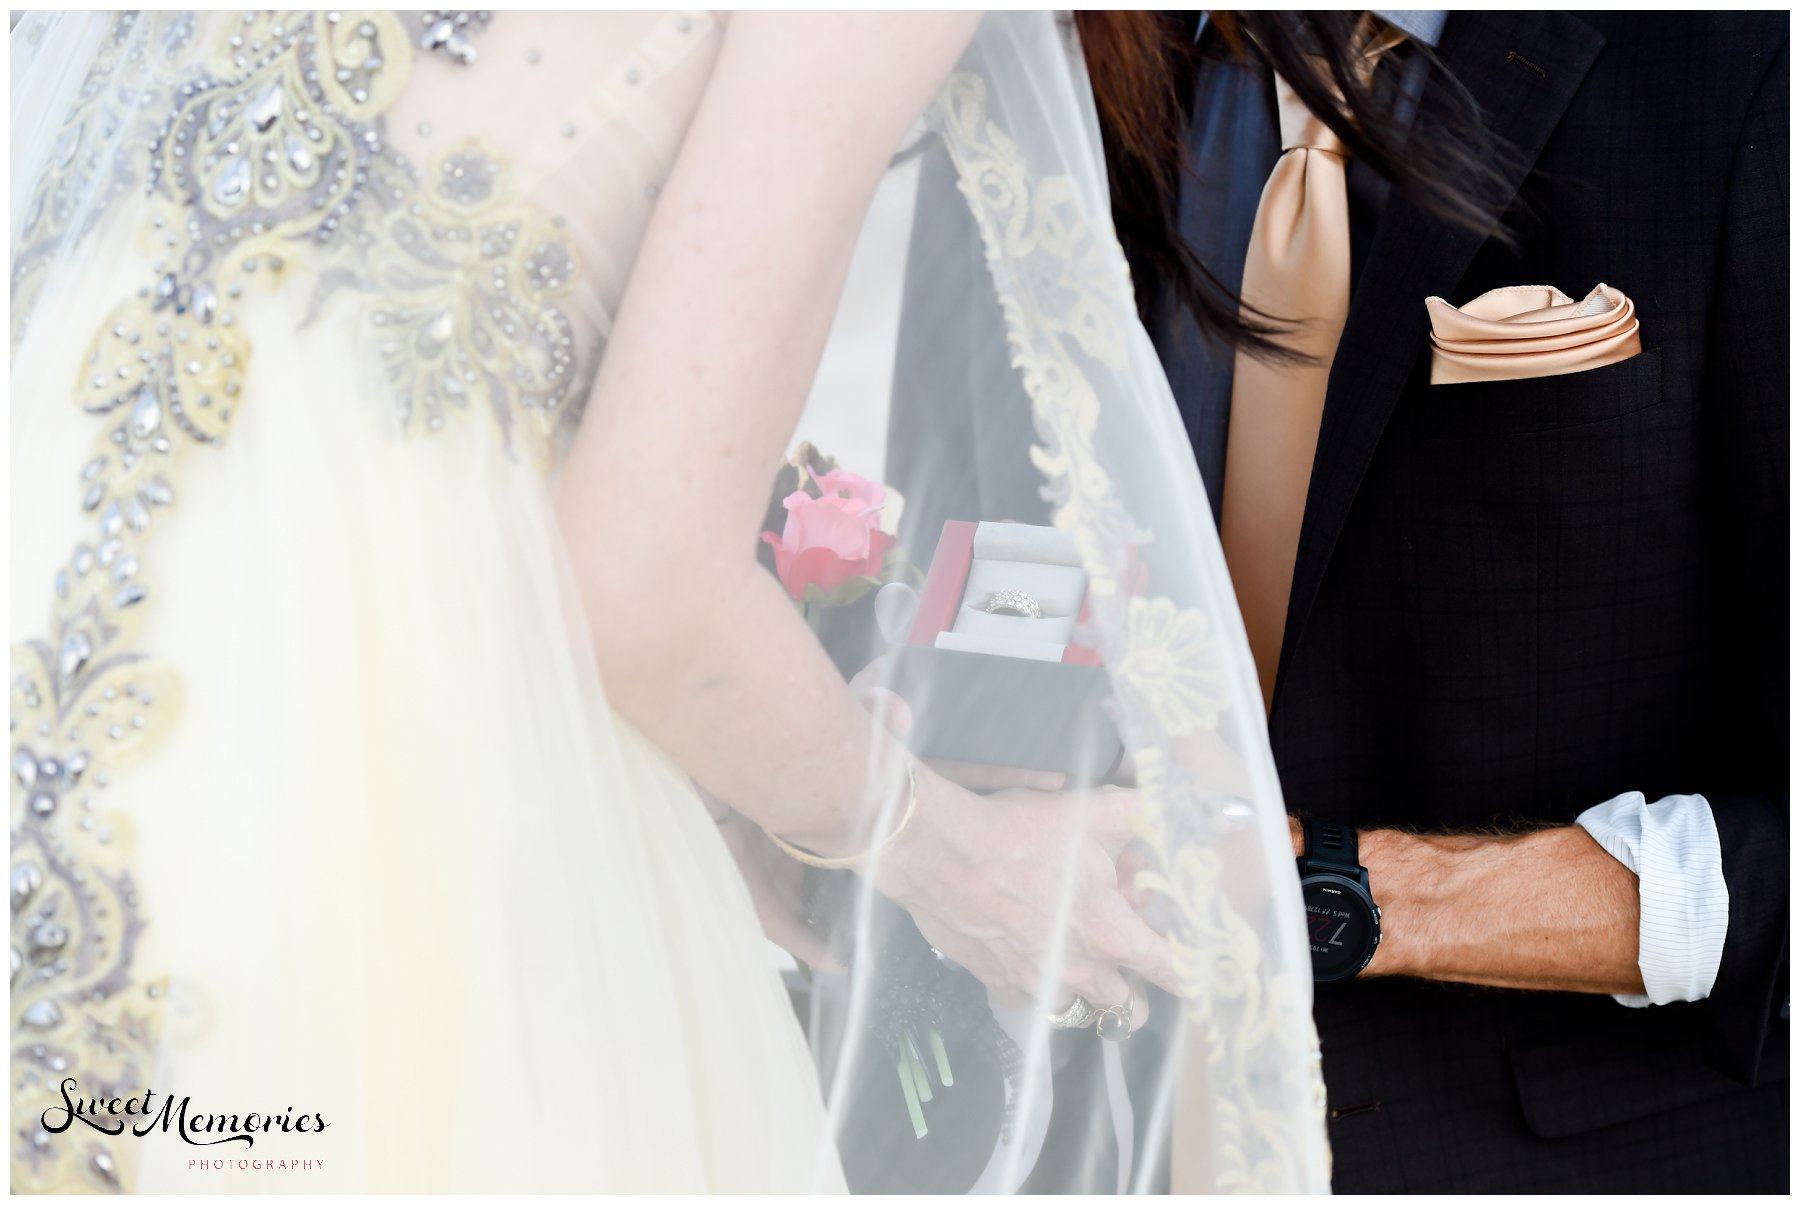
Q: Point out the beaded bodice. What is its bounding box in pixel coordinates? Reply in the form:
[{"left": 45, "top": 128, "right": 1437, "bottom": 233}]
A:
[{"left": 9, "top": 12, "right": 720, "bottom": 1192}]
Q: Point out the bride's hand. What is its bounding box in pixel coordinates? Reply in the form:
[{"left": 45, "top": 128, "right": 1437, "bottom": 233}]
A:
[
  {"left": 871, "top": 772, "right": 1182, "bottom": 1027},
  {"left": 845, "top": 656, "right": 1175, "bottom": 1023}
]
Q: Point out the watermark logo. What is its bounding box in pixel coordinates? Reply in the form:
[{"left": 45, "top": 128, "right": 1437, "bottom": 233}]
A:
[{"left": 41, "top": 1077, "right": 328, "bottom": 1149}]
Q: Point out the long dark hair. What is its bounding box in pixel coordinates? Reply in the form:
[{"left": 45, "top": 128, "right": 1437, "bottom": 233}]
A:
[{"left": 1072, "top": 11, "right": 1514, "bottom": 358}]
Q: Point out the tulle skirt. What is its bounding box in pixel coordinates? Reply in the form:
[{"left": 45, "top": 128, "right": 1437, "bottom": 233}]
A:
[{"left": 10, "top": 219, "right": 843, "bottom": 1192}]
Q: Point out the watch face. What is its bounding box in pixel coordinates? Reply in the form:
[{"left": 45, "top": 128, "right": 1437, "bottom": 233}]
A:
[{"left": 1301, "top": 875, "right": 1376, "bottom": 982}]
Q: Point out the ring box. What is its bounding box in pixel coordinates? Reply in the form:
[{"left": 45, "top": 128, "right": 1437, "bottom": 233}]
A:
[{"left": 886, "top": 521, "right": 1122, "bottom": 784}]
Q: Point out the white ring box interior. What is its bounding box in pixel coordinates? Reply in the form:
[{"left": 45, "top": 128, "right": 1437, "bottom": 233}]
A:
[{"left": 934, "top": 523, "right": 1088, "bottom": 662}]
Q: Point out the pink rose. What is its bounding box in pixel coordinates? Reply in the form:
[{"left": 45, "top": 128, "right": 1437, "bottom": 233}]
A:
[
  {"left": 760, "top": 470, "right": 894, "bottom": 603},
  {"left": 810, "top": 467, "right": 885, "bottom": 514}
]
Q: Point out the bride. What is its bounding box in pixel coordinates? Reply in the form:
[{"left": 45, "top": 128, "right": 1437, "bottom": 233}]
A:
[{"left": 11, "top": 10, "right": 1323, "bottom": 1193}]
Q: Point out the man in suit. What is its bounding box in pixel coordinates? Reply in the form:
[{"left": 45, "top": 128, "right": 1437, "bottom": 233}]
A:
[{"left": 1154, "top": 9, "right": 1787, "bottom": 1192}]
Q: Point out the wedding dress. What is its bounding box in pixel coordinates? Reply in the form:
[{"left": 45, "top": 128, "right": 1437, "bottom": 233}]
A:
[{"left": 11, "top": 10, "right": 1328, "bottom": 1194}]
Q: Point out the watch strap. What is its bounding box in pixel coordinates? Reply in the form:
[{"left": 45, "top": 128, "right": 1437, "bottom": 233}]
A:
[{"left": 1302, "top": 816, "right": 1360, "bottom": 872}]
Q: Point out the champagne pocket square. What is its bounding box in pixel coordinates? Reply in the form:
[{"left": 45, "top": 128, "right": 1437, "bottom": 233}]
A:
[{"left": 1425, "top": 283, "right": 1642, "bottom": 385}]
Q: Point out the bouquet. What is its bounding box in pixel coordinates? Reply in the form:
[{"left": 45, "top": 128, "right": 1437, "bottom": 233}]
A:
[
  {"left": 756, "top": 445, "right": 1020, "bottom": 1164},
  {"left": 757, "top": 442, "right": 913, "bottom": 622}
]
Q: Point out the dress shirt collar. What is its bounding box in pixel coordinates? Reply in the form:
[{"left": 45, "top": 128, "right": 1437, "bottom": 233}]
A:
[{"left": 1194, "top": 10, "right": 1447, "bottom": 49}]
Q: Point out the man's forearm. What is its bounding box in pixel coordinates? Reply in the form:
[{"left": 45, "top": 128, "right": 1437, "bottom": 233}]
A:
[
  {"left": 1293, "top": 819, "right": 1647, "bottom": 994},
  {"left": 1366, "top": 825, "right": 1645, "bottom": 993}
]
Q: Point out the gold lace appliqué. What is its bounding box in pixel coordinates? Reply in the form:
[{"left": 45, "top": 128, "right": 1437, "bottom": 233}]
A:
[{"left": 932, "top": 69, "right": 1328, "bottom": 1191}]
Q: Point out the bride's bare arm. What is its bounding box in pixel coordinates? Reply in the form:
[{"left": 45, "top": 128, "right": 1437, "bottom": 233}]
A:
[
  {"left": 558, "top": 11, "right": 976, "bottom": 854},
  {"left": 556, "top": 12, "right": 1176, "bottom": 1011}
]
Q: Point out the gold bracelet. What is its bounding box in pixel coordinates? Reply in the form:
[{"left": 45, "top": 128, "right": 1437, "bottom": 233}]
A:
[{"left": 766, "top": 759, "right": 919, "bottom": 870}]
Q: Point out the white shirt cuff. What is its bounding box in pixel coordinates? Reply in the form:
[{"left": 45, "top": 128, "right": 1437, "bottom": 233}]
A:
[{"left": 1575, "top": 791, "right": 1729, "bottom": 1007}]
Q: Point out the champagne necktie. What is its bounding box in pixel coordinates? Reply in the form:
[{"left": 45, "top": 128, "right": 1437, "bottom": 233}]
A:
[{"left": 1219, "top": 70, "right": 1358, "bottom": 712}]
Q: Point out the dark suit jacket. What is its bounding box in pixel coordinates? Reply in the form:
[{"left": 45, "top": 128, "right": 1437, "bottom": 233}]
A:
[{"left": 1153, "top": 10, "right": 1789, "bottom": 1193}]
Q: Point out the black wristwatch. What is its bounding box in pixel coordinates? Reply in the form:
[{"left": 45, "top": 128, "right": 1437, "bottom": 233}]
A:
[{"left": 1295, "top": 816, "right": 1380, "bottom": 985}]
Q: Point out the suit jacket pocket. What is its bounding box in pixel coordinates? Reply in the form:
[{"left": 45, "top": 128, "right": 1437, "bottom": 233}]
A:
[
  {"left": 1507, "top": 997, "right": 1783, "bottom": 1139},
  {"left": 1415, "top": 347, "right": 1662, "bottom": 438}
]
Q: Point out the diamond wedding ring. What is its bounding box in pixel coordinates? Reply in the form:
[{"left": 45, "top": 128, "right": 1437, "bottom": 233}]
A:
[
  {"left": 1047, "top": 995, "right": 1098, "bottom": 1029},
  {"left": 1048, "top": 994, "right": 1133, "bottom": 1039},
  {"left": 985, "top": 589, "right": 1042, "bottom": 619}
]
